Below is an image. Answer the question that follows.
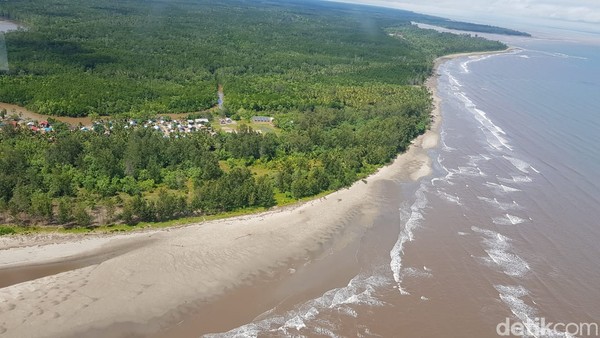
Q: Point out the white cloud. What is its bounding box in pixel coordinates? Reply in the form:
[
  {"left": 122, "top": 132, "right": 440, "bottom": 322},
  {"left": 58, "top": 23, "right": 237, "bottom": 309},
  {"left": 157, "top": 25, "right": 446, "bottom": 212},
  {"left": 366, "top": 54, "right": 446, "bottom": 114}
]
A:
[{"left": 332, "top": 0, "right": 600, "bottom": 24}]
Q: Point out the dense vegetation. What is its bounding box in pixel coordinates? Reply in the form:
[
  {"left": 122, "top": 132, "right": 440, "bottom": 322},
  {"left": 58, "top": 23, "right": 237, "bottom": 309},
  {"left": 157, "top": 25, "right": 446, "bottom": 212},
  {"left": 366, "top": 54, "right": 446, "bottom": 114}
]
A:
[
  {"left": 0, "top": 0, "right": 508, "bottom": 228},
  {"left": 0, "top": 0, "right": 509, "bottom": 117},
  {"left": 419, "top": 18, "right": 530, "bottom": 37}
]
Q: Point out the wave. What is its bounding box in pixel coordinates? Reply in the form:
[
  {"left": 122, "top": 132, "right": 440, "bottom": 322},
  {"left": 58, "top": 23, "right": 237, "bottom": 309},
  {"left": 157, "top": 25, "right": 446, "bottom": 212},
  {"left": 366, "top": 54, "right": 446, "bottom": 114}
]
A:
[
  {"left": 503, "top": 155, "right": 540, "bottom": 174},
  {"left": 472, "top": 226, "right": 511, "bottom": 251},
  {"left": 432, "top": 154, "right": 456, "bottom": 186},
  {"left": 497, "top": 175, "right": 533, "bottom": 184},
  {"left": 484, "top": 249, "right": 530, "bottom": 277},
  {"left": 205, "top": 273, "right": 391, "bottom": 337},
  {"left": 467, "top": 154, "right": 491, "bottom": 166},
  {"left": 477, "top": 196, "right": 521, "bottom": 211},
  {"left": 485, "top": 182, "right": 522, "bottom": 193},
  {"left": 390, "top": 184, "right": 428, "bottom": 294},
  {"left": 460, "top": 54, "right": 495, "bottom": 73},
  {"left": 455, "top": 166, "right": 486, "bottom": 177},
  {"left": 402, "top": 266, "right": 433, "bottom": 279},
  {"left": 448, "top": 73, "right": 463, "bottom": 87},
  {"left": 495, "top": 285, "right": 575, "bottom": 338},
  {"left": 437, "top": 190, "right": 462, "bottom": 205},
  {"left": 472, "top": 226, "right": 530, "bottom": 278},
  {"left": 492, "top": 214, "right": 527, "bottom": 226},
  {"left": 444, "top": 66, "right": 513, "bottom": 152},
  {"left": 472, "top": 108, "right": 513, "bottom": 151},
  {"left": 451, "top": 88, "right": 512, "bottom": 151},
  {"left": 439, "top": 130, "right": 456, "bottom": 152},
  {"left": 527, "top": 48, "right": 588, "bottom": 61}
]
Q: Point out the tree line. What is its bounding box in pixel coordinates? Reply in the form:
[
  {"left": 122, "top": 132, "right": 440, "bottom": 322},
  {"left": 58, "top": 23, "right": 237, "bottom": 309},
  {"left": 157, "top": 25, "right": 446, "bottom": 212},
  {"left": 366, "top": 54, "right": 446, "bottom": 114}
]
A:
[{"left": 0, "top": 0, "right": 508, "bottom": 228}]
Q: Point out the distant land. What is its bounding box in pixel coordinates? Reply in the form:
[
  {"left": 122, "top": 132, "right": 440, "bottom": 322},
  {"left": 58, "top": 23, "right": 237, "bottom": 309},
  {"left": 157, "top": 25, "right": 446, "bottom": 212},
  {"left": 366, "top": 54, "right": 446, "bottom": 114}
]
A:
[{"left": 0, "top": 0, "right": 517, "bottom": 231}]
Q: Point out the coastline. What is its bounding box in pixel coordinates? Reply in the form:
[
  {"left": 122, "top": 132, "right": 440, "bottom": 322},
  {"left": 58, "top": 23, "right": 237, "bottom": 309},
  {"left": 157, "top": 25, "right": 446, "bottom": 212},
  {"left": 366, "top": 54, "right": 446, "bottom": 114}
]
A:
[{"left": 0, "top": 48, "right": 508, "bottom": 337}]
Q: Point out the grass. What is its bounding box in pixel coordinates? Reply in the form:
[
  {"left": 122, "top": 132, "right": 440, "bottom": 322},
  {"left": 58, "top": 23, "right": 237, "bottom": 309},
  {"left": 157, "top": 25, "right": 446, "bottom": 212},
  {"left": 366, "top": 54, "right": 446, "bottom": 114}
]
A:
[
  {"left": 0, "top": 206, "right": 270, "bottom": 236},
  {"left": 0, "top": 163, "right": 382, "bottom": 237},
  {"left": 0, "top": 186, "right": 339, "bottom": 237},
  {"left": 0, "top": 226, "right": 16, "bottom": 236},
  {"left": 249, "top": 163, "right": 276, "bottom": 176},
  {"left": 0, "top": 159, "right": 379, "bottom": 238},
  {"left": 247, "top": 122, "right": 279, "bottom": 134}
]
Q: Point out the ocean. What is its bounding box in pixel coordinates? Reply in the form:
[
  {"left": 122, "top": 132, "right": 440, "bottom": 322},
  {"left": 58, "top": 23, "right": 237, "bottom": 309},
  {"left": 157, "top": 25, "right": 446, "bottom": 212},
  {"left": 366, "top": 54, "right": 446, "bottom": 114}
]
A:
[
  {"left": 182, "top": 33, "right": 600, "bottom": 337},
  {"left": 2, "top": 17, "right": 599, "bottom": 338}
]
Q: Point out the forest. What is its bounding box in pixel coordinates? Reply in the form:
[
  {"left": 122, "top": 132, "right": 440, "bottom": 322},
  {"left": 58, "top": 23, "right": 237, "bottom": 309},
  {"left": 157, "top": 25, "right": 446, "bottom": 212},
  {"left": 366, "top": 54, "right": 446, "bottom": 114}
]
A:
[{"left": 0, "top": 0, "right": 510, "bottom": 229}]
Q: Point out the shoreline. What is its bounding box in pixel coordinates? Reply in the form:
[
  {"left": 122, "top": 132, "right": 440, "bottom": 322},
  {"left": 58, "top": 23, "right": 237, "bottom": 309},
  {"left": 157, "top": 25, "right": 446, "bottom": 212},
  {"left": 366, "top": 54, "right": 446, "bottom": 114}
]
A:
[{"left": 0, "top": 48, "right": 509, "bottom": 337}]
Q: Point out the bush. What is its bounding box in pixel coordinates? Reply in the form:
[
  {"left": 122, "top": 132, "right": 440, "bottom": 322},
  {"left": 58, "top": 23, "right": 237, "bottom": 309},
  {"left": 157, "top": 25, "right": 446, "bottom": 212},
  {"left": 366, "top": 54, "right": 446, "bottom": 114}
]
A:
[
  {"left": 0, "top": 226, "right": 16, "bottom": 236},
  {"left": 73, "top": 204, "right": 92, "bottom": 227}
]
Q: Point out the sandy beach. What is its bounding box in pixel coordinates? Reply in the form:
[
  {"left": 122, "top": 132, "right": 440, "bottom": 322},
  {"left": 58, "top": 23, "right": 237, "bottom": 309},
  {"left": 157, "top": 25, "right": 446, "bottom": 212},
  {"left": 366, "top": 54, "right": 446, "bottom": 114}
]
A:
[
  {"left": 0, "top": 49, "right": 511, "bottom": 337},
  {"left": 1, "top": 139, "right": 437, "bottom": 337}
]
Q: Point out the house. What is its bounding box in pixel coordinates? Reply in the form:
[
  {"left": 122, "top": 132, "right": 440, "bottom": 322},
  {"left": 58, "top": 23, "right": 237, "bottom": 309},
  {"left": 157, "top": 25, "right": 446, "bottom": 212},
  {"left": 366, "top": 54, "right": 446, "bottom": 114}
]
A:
[{"left": 251, "top": 116, "right": 274, "bottom": 123}]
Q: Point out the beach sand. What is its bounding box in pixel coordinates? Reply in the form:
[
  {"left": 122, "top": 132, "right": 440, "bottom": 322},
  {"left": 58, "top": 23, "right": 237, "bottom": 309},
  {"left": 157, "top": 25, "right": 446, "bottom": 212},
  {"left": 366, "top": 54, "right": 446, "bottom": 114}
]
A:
[
  {"left": 0, "top": 49, "right": 514, "bottom": 337},
  {"left": 0, "top": 132, "right": 436, "bottom": 337}
]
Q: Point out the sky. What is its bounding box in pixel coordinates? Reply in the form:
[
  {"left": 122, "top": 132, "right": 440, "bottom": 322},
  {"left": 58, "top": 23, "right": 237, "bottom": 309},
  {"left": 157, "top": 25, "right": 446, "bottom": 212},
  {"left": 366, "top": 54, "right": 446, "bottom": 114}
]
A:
[{"left": 329, "top": 0, "right": 600, "bottom": 34}]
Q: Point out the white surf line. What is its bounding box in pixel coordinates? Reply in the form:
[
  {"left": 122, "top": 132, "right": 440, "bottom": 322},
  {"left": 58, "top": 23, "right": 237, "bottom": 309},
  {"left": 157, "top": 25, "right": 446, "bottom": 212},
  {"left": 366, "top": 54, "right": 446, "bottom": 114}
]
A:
[
  {"left": 495, "top": 285, "right": 575, "bottom": 338},
  {"left": 471, "top": 226, "right": 530, "bottom": 278},
  {"left": 390, "top": 184, "right": 429, "bottom": 295},
  {"left": 205, "top": 273, "right": 391, "bottom": 337},
  {"left": 459, "top": 48, "right": 522, "bottom": 74},
  {"left": 442, "top": 67, "right": 514, "bottom": 152},
  {"left": 492, "top": 214, "right": 528, "bottom": 226}
]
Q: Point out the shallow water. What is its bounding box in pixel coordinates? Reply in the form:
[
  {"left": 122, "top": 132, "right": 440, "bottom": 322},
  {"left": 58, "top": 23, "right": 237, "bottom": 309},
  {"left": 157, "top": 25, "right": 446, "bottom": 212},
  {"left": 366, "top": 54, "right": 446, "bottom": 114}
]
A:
[
  {"left": 2, "top": 18, "right": 598, "bottom": 337},
  {"left": 153, "top": 35, "right": 600, "bottom": 337}
]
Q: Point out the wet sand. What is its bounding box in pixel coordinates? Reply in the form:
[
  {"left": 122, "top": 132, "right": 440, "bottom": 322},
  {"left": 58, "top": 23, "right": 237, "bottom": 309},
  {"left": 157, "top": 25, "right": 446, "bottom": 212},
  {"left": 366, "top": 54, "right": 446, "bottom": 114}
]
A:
[
  {"left": 0, "top": 135, "right": 434, "bottom": 337},
  {"left": 0, "top": 50, "right": 503, "bottom": 337}
]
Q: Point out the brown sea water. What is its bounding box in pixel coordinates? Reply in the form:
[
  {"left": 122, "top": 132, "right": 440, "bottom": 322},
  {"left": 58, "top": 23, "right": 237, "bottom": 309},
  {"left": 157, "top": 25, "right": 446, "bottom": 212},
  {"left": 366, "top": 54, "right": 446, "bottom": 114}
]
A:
[
  {"left": 155, "top": 38, "right": 600, "bottom": 337},
  {"left": 2, "top": 17, "right": 599, "bottom": 337}
]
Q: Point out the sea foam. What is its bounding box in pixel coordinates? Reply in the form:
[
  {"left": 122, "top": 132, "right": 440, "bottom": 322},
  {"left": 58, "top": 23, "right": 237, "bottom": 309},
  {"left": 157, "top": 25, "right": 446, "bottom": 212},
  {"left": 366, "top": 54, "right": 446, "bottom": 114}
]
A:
[
  {"left": 451, "top": 86, "right": 513, "bottom": 151},
  {"left": 485, "top": 182, "right": 522, "bottom": 193},
  {"left": 390, "top": 184, "right": 428, "bottom": 294},
  {"left": 495, "top": 285, "right": 575, "bottom": 338},
  {"left": 503, "top": 155, "right": 539, "bottom": 174},
  {"left": 472, "top": 226, "right": 530, "bottom": 278},
  {"left": 492, "top": 214, "right": 527, "bottom": 226},
  {"left": 206, "top": 273, "right": 390, "bottom": 337},
  {"left": 477, "top": 196, "right": 521, "bottom": 211}
]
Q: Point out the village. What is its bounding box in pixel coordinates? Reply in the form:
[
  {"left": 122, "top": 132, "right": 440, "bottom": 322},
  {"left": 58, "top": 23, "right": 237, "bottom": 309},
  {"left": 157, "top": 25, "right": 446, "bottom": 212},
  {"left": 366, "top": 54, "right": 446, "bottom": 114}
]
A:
[{"left": 0, "top": 107, "right": 276, "bottom": 136}]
